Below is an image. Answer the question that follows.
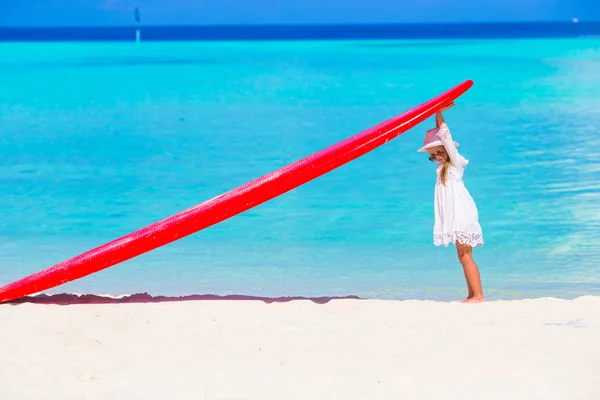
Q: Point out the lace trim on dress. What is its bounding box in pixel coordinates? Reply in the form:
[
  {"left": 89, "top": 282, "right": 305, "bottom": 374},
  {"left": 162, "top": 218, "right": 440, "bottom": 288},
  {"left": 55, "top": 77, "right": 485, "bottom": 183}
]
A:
[
  {"left": 434, "top": 231, "right": 484, "bottom": 248},
  {"left": 436, "top": 163, "right": 464, "bottom": 185},
  {"left": 437, "top": 123, "right": 450, "bottom": 140},
  {"left": 436, "top": 170, "right": 463, "bottom": 185}
]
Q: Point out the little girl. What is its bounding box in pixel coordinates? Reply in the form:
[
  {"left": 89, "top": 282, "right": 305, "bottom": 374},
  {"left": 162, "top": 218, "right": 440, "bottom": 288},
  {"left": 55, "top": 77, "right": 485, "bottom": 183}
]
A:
[{"left": 417, "top": 102, "right": 485, "bottom": 303}]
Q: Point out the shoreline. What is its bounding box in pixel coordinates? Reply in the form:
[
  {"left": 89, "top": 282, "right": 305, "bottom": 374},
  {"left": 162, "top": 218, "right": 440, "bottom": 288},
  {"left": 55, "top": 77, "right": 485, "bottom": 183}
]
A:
[
  {"left": 4, "top": 292, "right": 361, "bottom": 305},
  {"left": 3, "top": 291, "right": 599, "bottom": 306}
]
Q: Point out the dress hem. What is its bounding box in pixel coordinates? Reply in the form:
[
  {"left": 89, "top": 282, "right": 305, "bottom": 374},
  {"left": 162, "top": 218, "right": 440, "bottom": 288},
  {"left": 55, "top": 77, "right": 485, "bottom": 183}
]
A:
[{"left": 433, "top": 231, "right": 484, "bottom": 248}]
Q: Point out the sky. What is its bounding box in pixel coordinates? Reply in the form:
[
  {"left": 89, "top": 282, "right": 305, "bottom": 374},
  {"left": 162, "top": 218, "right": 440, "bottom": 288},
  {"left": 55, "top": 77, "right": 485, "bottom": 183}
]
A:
[{"left": 0, "top": 0, "right": 598, "bottom": 26}]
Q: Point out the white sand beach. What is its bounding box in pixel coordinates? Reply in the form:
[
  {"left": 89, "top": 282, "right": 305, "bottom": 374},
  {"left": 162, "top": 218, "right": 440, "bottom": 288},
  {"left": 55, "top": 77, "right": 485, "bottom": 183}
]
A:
[{"left": 1, "top": 296, "right": 599, "bottom": 400}]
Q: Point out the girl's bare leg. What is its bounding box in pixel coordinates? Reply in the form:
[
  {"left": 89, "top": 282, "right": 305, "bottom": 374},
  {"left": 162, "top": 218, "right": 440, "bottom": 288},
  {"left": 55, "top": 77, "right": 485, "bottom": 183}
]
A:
[{"left": 456, "top": 242, "right": 485, "bottom": 303}]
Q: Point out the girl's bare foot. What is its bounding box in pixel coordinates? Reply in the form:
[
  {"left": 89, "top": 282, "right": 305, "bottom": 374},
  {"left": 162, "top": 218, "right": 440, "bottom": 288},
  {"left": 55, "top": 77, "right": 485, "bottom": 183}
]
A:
[{"left": 461, "top": 296, "right": 485, "bottom": 303}]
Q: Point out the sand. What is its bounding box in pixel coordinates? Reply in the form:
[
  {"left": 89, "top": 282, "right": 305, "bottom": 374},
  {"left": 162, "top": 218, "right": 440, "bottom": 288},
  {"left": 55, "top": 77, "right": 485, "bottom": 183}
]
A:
[{"left": 1, "top": 296, "right": 599, "bottom": 400}]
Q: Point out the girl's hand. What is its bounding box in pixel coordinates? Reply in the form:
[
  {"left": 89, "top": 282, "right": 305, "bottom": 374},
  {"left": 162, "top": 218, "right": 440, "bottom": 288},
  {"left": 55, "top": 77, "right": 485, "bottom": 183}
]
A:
[{"left": 440, "top": 102, "right": 456, "bottom": 113}]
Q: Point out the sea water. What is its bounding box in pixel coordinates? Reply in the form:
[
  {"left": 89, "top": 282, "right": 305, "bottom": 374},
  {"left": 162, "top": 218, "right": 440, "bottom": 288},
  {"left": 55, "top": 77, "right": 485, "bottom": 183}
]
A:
[{"left": 1, "top": 32, "right": 599, "bottom": 300}]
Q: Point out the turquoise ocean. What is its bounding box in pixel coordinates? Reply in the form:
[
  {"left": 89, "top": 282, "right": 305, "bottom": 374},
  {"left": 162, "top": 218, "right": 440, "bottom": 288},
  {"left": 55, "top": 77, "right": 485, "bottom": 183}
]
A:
[{"left": 1, "top": 31, "right": 600, "bottom": 300}]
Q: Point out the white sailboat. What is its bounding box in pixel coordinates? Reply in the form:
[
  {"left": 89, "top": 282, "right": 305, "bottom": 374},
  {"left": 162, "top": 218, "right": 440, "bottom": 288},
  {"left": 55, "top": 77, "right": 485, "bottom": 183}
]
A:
[{"left": 135, "top": 7, "right": 141, "bottom": 42}]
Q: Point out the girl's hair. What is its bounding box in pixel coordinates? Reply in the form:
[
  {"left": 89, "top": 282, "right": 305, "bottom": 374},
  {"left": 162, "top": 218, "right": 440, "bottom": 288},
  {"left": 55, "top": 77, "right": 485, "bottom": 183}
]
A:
[{"left": 440, "top": 157, "right": 451, "bottom": 186}]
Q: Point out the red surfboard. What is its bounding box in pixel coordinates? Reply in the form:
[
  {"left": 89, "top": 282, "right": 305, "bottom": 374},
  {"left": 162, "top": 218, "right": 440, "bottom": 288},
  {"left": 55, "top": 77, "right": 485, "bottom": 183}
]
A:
[{"left": 0, "top": 80, "right": 474, "bottom": 303}]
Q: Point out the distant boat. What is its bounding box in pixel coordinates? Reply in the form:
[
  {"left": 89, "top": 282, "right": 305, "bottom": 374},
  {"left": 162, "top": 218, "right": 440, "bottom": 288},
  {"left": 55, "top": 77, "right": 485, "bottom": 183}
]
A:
[{"left": 135, "top": 7, "right": 141, "bottom": 42}]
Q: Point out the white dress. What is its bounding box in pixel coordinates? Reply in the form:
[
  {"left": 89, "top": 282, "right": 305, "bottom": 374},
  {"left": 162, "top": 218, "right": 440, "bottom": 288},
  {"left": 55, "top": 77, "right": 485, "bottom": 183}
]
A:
[{"left": 433, "top": 123, "right": 484, "bottom": 248}]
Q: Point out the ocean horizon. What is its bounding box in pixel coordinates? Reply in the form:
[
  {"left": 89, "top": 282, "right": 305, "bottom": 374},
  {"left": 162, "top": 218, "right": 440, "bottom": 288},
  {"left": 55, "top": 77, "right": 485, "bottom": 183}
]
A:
[{"left": 1, "top": 21, "right": 600, "bottom": 42}]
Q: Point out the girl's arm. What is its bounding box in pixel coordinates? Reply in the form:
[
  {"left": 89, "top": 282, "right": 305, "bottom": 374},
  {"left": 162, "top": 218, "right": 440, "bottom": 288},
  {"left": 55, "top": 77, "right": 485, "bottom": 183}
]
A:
[
  {"left": 435, "top": 111, "right": 468, "bottom": 168},
  {"left": 435, "top": 102, "right": 454, "bottom": 128},
  {"left": 436, "top": 110, "right": 444, "bottom": 128}
]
